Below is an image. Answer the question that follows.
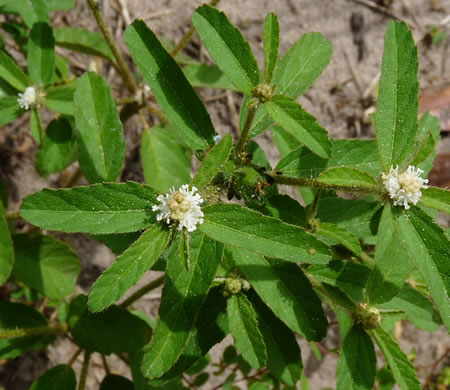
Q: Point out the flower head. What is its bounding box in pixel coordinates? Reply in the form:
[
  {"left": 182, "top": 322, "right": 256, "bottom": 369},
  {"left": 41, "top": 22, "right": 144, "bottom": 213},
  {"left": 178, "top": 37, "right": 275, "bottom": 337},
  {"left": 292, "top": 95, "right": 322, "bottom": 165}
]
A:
[
  {"left": 152, "top": 185, "right": 204, "bottom": 232},
  {"left": 17, "top": 86, "right": 37, "bottom": 110},
  {"left": 382, "top": 165, "right": 428, "bottom": 209}
]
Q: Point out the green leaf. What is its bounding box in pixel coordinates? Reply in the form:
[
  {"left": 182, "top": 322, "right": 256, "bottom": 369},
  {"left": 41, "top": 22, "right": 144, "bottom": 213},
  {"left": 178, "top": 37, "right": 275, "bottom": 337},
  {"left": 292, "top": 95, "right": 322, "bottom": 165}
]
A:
[
  {"left": 30, "top": 109, "right": 43, "bottom": 142},
  {"left": 0, "top": 301, "right": 52, "bottom": 359},
  {"left": 100, "top": 374, "right": 134, "bottom": 390},
  {"left": 263, "top": 13, "right": 279, "bottom": 84},
  {"left": 13, "top": 234, "right": 81, "bottom": 299},
  {"left": 272, "top": 125, "right": 302, "bottom": 158},
  {"left": 266, "top": 95, "right": 331, "bottom": 158},
  {"left": 337, "top": 326, "right": 376, "bottom": 390},
  {"left": 191, "top": 133, "right": 233, "bottom": 191},
  {"left": 366, "top": 204, "right": 413, "bottom": 304},
  {"left": 231, "top": 247, "right": 328, "bottom": 341},
  {"left": 420, "top": 187, "right": 450, "bottom": 214},
  {"left": 409, "top": 131, "right": 435, "bottom": 167},
  {"left": 0, "top": 201, "right": 14, "bottom": 286},
  {"left": 157, "top": 287, "right": 228, "bottom": 381},
  {"left": 91, "top": 232, "right": 141, "bottom": 255},
  {"left": 44, "top": 86, "right": 75, "bottom": 115},
  {"left": 183, "top": 63, "right": 237, "bottom": 90},
  {"left": 0, "top": 96, "right": 22, "bottom": 126},
  {"left": 36, "top": 117, "right": 78, "bottom": 176},
  {"left": 0, "top": 50, "right": 29, "bottom": 91},
  {"left": 2, "top": 0, "right": 49, "bottom": 28},
  {"left": 192, "top": 4, "right": 259, "bottom": 94},
  {"left": 45, "top": 0, "right": 74, "bottom": 11},
  {"left": 227, "top": 293, "right": 267, "bottom": 369},
  {"left": 30, "top": 365, "right": 76, "bottom": 390},
  {"left": 249, "top": 194, "right": 306, "bottom": 227},
  {"left": 316, "top": 223, "right": 362, "bottom": 255},
  {"left": 200, "top": 203, "right": 331, "bottom": 264},
  {"left": 393, "top": 206, "right": 450, "bottom": 330},
  {"left": 371, "top": 328, "right": 421, "bottom": 390},
  {"left": 27, "top": 22, "right": 55, "bottom": 86},
  {"left": 316, "top": 196, "right": 381, "bottom": 239},
  {"left": 251, "top": 293, "right": 302, "bottom": 385},
  {"left": 416, "top": 112, "right": 440, "bottom": 175},
  {"left": 317, "top": 167, "right": 378, "bottom": 189},
  {"left": 247, "top": 32, "right": 332, "bottom": 137},
  {"left": 274, "top": 32, "right": 332, "bottom": 98},
  {"left": 375, "top": 21, "right": 419, "bottom": 170},
  {"left": 124, "top": 20, "right": 215, "bottom": 150},
  {"left": 142, "top": 232, "right": 223, "bottom": 379},
  {"left": 53, "top": 27, "right": 114, "bottom": 61},
  {"left": 308, "top": 260, "right": 371, "bottom": 303},
  {"left": 0, "top": 77, "right": 17, "bottom": 98},
  {"left": 276, "top": 139, "right": 382, "bottom": 179},
  {"left": 74, "top": 72, "right": 125, "bottom": 183},
  {"left": 69, "top": 295, "right": 149, "bottom": 354},
  {"left": 141, "top": 126, "right": 191, "bottom": 193},
  {"left": 20, "top": 182, "right": 158, "bottom": 234},
  {"left": 377, "top": 283, "right": 442, "bottom": 332},
  {"left": 88, "top": 223, "right": 171, "bottom": 312}
]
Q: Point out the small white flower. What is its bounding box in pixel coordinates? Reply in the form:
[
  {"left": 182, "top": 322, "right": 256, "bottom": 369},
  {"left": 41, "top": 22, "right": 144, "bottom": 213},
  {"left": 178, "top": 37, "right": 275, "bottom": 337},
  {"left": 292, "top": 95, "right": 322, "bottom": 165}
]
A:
[
  {"left": 381, "top": 165, "right": 429, "bottom": 209},
  {"left": 213, "top": 134, "right": 222, "bottom": 144},
  {"left": 17, "top": 86, "right": 37, "bottom": 110},
  {"left": 152, "top": 184, "right": 204, "bottom": 232}
]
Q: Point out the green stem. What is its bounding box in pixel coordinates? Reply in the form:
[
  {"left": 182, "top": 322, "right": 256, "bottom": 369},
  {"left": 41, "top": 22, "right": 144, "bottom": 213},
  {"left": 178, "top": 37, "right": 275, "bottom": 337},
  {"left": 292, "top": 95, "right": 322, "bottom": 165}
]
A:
[
  {"left": 6, "top": 211, "right": 21, "bottom": 221},
  {"left": 86, "top": 0, "right": 138, "bottom": 94},
  {"left": 78, "top": 350, "right": 91, "bottom": 390},
  {"left": 68, "top": 348, "right": 83, "bottom": 367},
  {"left": 306, "top": 191, "right": 321, "bottom": 226},
  {"left": 358, "top": 251, "right": 375, "bottom": 267},
  {"left": 0, "top": 323, "right": 68, "bottom": 340},
  {"left": 235, "top": 99, "right": 259, "bottom": 161},
  {"left": 170, "top": 0, "right": 221, "bottom": 57},
  {"left": 271, "top": 173, "right": 383, "bottom": 195},
  {"left": 120, "top": 275, "right": 165, "bottom": 308}
]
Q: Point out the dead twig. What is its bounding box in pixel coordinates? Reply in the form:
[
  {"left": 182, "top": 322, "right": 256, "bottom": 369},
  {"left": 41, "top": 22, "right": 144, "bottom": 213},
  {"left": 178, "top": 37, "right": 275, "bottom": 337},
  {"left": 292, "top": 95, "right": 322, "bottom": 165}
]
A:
[{"left": 347, "top": 0, "right": 400, "bottom": 20}]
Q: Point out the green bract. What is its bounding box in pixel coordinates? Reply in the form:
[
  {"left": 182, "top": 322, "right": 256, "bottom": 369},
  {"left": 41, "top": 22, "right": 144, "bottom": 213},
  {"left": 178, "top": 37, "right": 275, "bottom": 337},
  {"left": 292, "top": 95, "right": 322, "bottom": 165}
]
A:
[{"left": 0, "top": 2, "right": 448, "bottom": 389}]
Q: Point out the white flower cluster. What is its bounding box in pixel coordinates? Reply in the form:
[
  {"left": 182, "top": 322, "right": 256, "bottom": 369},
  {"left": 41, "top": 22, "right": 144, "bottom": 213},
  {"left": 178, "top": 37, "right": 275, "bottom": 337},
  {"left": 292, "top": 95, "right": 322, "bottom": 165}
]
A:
[
  {"left": 17, "top": 86, "right": 37, "bottom": 110},
  {"left": 152, "top": 185, "right": 204, "bottom": 232},
  {"left": 382, "top": 165, "right": 428, "bottom": 209}
]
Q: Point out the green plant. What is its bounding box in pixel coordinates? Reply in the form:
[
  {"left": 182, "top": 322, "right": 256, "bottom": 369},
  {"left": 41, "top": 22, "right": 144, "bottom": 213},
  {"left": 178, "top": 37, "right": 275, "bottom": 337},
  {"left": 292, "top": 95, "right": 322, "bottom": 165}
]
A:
[{"left": 0, "top": 1, "right": 449, "bottom": 389}]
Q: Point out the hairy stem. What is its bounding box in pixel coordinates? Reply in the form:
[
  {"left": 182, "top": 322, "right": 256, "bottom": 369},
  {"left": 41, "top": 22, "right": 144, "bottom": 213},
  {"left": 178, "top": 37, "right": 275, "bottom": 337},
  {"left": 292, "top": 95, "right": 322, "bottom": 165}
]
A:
[
  {"left": 86, "top": 0, "right": 138, "bottom": 94},
  {"left": 235, "top": 99, "right": 259, "bottom": 161},
  {"left": 120, "top": 275, "right": 165, "bottom": 308},
  {"left": 306, "top": 191, "right": 321, "bottom": 226},
  {"left": 270, "top": 173, "right": 383, "bottom": 195},
  {"left": 0, "top": 323, "right": 68, "bottom": 340},
  {"left": 171, "top": 0, "right": 221, "bottom": 57},
  {"left": 78, "top": 350, "right": 91, "bottom": 390}
]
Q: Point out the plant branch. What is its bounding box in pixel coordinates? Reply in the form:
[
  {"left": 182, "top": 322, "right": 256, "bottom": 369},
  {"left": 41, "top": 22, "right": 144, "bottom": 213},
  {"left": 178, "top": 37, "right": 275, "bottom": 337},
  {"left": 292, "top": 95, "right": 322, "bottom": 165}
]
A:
[
  {"left": 120, "top": 275, "right": 165, "bottom": 308},
  {"left": 170, "top": 0, "right": 221, "bottom": 57},
  {"left": 86, "top": 0, "right": 138, "bottom": 94},
  {"left": 235, "top": 99, "right": 259, "bottom": 161},
  {"left": 68, "top": 348, "right": 83, "bottom": 367},
  {"left": 6, "top": 211, "right": 21, "bottom": 221},
  {"left": 78, "top": 350, "right": 91, "bottom": 390},
  {"left": 270, "top": 173, "right": 383, "bottom": 195},
  {"left": 0, "top": 323, "right": 68, "bottom": 339}
]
